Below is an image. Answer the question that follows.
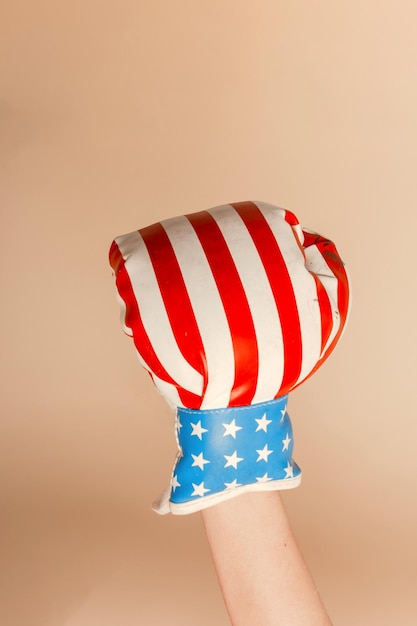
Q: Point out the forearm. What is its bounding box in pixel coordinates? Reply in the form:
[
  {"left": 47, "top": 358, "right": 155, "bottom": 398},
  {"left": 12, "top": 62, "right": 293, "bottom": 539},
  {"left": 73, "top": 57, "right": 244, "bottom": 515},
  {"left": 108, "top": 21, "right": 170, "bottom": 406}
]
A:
[{"left": 202, "top": 491, "right": 332, "bottom": 626}]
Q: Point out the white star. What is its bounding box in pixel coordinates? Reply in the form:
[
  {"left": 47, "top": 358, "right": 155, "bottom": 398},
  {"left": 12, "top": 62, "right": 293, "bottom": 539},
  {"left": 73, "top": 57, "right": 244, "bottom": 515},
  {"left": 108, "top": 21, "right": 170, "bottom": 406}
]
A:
[
  {"left": 224, "top": 479, "right": 242, "bottom": 490},
  {"left": 190, "top": 420, "right": 208, "bottom": 440},
  {"left": 191, "top": 452, "right": 210, "bottom": 470},
  {"left": 171, "top": 475, "right": 181, "bottom": 491},
  {"left": 176, "top": 415, "right": 183, "bottom": 430},
  {"left": 280, "top": 408, "right": 287, "bottom": 423},
  {"left": 256, "top": 472, "right": 272, "bottom": 483},
  {"left": 256, "top": 444, "right": 273, "bottom": 462},
  {"left": 222, "top": 419, "right": 242, "bottom": 438},
  {"left": 224, "top": 451, "right": 244, "bottom": 469},
  {"left": 284, "top": 462, "right": 294, "bottom": 478},
  {"left": 282, "top": 433, "right": 291, "bottom": 451},
  {"left": 255, "top": 413, "right": 272, "bottom": 432},
  {"left": 191, "top": 481, "right": 210, "bottom": 497}
]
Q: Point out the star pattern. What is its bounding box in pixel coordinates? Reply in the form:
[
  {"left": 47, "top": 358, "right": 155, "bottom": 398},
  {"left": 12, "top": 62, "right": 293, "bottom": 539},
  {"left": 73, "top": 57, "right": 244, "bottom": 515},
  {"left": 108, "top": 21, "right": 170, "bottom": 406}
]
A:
[
  {"left": 224, "top": 479, "right": 242, "bottom": 490},
  {"left": 222, "top": 419, "right": 242, "bottom": 438},
  {"left": 256, "top": 444, "right": 273, "bottom": 462},
  {"left": 191, "top": 452, "right": 210, "bottom": 470},
  {"left": 255, "top": 413, "right": 272, "bottom": 432},
  {"left": 224, "top": 450, "right": 244, "bottom": 469},
  {"left": 170, "top": 397, "right": 301, "bottom": 506},
  {"left": 256, "top": 472, "right": 272, "bottom": 483},
  {"left": 191, "top": 481, "right": 210, "bottom": 497},
  {"left": 284, "top": 461, "right": 294, "bottom": 478},
  {"left": 191, "top": 420, "right": 208, "bottom": 440}
]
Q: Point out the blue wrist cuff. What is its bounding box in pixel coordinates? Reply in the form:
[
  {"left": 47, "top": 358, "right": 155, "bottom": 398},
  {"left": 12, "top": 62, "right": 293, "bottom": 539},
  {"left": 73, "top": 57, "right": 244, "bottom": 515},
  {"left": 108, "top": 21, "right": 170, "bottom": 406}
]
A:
[{"left": 169, "top": 396, "right": 301, "bottom": 514}]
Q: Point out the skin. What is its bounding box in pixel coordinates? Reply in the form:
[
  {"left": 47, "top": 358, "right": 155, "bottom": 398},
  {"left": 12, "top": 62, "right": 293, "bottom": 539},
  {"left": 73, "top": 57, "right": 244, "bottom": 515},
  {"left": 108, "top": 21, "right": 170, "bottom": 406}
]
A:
[{"left": 201, "top": 490, "right": 333, "bottom": 626}]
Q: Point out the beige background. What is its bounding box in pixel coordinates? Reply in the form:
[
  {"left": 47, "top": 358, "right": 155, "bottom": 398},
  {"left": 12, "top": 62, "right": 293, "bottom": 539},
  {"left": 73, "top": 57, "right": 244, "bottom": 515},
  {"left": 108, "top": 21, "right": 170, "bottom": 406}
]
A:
[{"left": 1, "top": 1, "right": 416, "bottom": 624}]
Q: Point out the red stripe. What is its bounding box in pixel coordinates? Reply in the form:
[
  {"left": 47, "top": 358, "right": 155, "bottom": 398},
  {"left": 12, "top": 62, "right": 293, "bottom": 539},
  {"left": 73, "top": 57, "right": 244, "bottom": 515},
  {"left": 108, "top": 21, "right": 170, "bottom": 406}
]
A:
[
  {"left": 185, "top": 210, "right": 259, "bottom": 407},
  {"left": 231, "top": 201, "right": 303, "bottom": 396},
  {"left": 313, "top": 273, "right": 333, "bottom": 354},
  {"left": 110, "top": 240, "right": 202, "bottom": 408},
  {"left": 301, "top": 231, "right": 334, "bottom": 355},
  {"left": 110, "top": 240, "right": 171, "bottom": 377},
  {"left": 109, "top": 240, "right": 125, "bottom": 275},
  {"left": 318, "top": 237, "right": 350, "bottom": 353},
  {"left": 284, "top": 209, "right": 300, "bottom": 227},
  {"left": 140, "top": 222, "right": 207, "bottom": 403},
  {"left": 296, "top": 231, "right": 350, "bottom": 384},
  {"left": 303, "top": 230, "right": 333, "bottom": 354}
]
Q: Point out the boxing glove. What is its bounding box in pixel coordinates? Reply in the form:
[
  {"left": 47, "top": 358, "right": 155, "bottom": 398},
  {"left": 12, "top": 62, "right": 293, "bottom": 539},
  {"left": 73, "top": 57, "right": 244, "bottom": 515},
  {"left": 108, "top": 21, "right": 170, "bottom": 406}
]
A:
[{"left": 109, "top": 201, "right": 350, "bottom": 514}]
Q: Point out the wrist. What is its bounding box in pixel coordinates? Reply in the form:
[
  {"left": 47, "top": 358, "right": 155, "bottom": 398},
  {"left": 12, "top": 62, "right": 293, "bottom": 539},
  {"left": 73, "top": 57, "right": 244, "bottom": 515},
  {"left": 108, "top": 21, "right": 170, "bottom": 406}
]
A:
[{"left": 167, "top": 396, "right": 301, "bottom": 514}]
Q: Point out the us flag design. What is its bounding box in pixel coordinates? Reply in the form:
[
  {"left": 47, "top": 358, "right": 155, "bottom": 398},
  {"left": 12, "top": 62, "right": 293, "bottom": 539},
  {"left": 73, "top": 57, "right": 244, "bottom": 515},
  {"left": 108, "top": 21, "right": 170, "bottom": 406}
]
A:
[{"left": 109, "top": 200, "right": 350, "bottom": 412}]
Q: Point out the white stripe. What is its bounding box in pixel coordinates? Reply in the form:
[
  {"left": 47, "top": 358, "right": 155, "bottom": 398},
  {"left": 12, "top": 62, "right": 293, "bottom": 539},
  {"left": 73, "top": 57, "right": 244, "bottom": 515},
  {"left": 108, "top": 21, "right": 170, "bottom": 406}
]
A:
[
  {"left": 208, "top": 205, "right": 285, "bottom": 403},
  {"left": 115, "top": 231, "right": 204, "bottom": 397},
  {"left": 162, "top": 214, "right": 235, "bottom": 409},
  {"left": 303, "top": 243, "right": 342, "bottom": 356},
  {"left": 151, "top": 373, "right": 183, "bottom": 409},
  {"left": 255, "top": 202, "right": 323, "bottom": 384}
]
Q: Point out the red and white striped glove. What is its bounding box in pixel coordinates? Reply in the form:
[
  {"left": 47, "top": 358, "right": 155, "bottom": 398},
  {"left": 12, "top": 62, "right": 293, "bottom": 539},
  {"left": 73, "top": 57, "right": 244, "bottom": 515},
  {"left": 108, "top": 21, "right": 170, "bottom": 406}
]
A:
[{"left": 109, "top": 201, "right": 350, "bottom": 514}]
